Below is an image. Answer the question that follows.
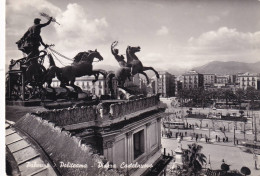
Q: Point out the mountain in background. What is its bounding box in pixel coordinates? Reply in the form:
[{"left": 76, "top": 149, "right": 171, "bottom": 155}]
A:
[
  {"left": 192, "top": 61, "right": 260, "bottom": 75},
  {"left": 94, "top": 64, "right": 119, "bottom": 72},
  {"left": 93, "top": 61, "right": 260, "bottom": 76}
]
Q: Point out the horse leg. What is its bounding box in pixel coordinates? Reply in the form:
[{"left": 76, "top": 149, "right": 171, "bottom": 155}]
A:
[
  {"left": 93, "top": 70, "right": 107, "bottom": 78},
  {"left": 142, "top": 66, "right": 160, "bottom": 78},
  {"left": 126, "top": 69, "right": 131, "bottom": 81},
  {"left": 70, "top": 78, "right": 82, "bottom": 93},
  {"left": 91, "top": 71, "right": 99, "bottom": 83},
  {"left": 139, "top": 71, "right": 150, "bottom": 84},
  {"left": 92, "top": 70, "right": 107, "bottom": 83}
]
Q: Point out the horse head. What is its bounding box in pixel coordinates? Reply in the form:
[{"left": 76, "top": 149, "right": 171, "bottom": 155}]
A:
[
  {"left": 126, "top": 46, "right": 141, "bottom": 63},
  {"left": 127, "top": 46, "right": 141, "bottom": 55},
  {"left": 88, "top": 49, "right": 104, "bottom": 62},
  {"left": 73, "top": 51, "right": 89, "bottom": 64}
]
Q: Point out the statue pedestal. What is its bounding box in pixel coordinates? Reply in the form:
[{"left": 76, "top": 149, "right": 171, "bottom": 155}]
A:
[{"left": 172, "top": 137, "right": 184, "bottom": 170}]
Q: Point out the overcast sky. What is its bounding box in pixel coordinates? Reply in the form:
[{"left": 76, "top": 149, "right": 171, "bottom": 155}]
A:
[{"left": 5, "top": 0, "right": 260, "bottom": 70}]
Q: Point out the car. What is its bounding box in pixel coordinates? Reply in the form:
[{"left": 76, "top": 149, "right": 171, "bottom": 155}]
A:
[{"left": 212, "top": 107, "right": 217, "bottom": 110}]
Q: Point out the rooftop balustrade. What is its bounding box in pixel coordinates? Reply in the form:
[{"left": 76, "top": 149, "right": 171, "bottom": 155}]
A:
[{"left": 35, "top": 95, "right": 160, "bottom": 127}]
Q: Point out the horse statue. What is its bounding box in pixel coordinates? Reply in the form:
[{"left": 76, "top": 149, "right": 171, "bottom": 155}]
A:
[
  {"left": 108, "top": 44, "right": 159, "bottom": 88},
  {"left": 45, "top": 49, "right": 106, "bottom": 92},
  {"left": 108, "top": 41, "right": 132, "bottom": 87},
  {"left": 126, "top": 45, "right": 159, "bottom": 83}
]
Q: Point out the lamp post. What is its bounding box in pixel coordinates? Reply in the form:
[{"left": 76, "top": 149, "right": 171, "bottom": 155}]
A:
[
  {"left": 208, "top": 154, "right": 211, "bottom": 169},
  {"left": 233, "top": 124, "right": 236, "bottom": 145},
  {"left": 209, "top": 127, "right": 211, "bottom": 139},
  {"left": 254, "top": 115, "right": 257, "bottom": 142},
  {"left": 253, "top": 140, "right": 258, "bottom": 170}
]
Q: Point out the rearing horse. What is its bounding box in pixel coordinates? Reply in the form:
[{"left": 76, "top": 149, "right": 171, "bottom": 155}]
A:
[
  {"left": 45, "top": 49, "right": 106, "bottom": 92},
  {"left": 126, "top": 46, "right": 159, "bottom": 84}
]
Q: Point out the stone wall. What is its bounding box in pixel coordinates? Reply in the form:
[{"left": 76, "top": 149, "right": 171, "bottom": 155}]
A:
[
  {"left": 35, "top": 106, "right": 97, "bottom": 126},
  {"left": 109, "top": 95, "right": 159, "bottom": 118},
  {"left": 14, "top": 114, "right": 119, "bottom": 176}
]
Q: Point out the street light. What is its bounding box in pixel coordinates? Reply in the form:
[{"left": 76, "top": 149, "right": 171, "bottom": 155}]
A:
[
  {"left": 208, "top": 154, "right": 211, "bottom": 169},
  {"left": 253, "top": 140, "right": 258, "bottom": 170},
  {"left": 234, "top": 124, "right": 236, "bottom": 145}
]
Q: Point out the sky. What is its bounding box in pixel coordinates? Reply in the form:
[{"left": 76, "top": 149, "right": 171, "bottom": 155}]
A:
[{"left": 5, "top": 0, "right": 260, "bottom": 71}]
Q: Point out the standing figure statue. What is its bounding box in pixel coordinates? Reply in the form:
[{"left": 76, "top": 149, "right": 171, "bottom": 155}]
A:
[{"left": 16, "top": 17, "right": 53, "bottom": 84}]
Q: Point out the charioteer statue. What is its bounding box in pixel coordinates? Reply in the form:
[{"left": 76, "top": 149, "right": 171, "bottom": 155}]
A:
[
  {"left": 111, "top": 41, "right": 131, "bottom": 81},
  {"left": 16, "top": 16, "right": 53, "bottom": 84}
]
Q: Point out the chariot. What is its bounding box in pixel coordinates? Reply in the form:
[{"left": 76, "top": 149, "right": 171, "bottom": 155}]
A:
[
  {"left": 6, "top": 45, "right": 106, "bottom": 101},
  {"left": 6, "top": 49, "right": 49, "bottom": 101}
]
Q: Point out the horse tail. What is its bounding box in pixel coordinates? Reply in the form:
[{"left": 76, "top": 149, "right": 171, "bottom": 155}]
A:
[{"left": 48, "top": 54, "right": 56, "bottom": 66}]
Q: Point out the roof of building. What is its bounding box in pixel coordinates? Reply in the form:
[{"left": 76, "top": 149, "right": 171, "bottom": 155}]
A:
[
  {"left": 182, "top": 70, "right": 201, "bottom": 75},
  {"left": 237, "top": 72, "right": 260, "bottom": 77}
]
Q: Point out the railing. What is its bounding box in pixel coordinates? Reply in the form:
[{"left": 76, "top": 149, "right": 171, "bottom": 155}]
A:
[
  {"left": 35, "top": 95, "right": 160, "bottom": 126},
  {"left": 109, "top": 95, "right": 159, "bottom": 118}
]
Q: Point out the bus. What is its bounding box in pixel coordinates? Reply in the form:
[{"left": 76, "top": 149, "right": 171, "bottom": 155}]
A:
[
  {"left": 239, "top": 141, "right": 260, "bottom": 155},
  {"left": 163, "top": 121, "right": 185, "bottom": 129}
]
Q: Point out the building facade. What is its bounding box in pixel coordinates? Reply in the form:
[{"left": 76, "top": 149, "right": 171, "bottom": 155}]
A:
[
  {"left": 51, "top": 75, "right": 118, "bottom": 97},
  {"left": 216, "top": 75, "right": 229, "bottom": 85},
  {"left": 182, "top": 70, "right": 203, "bottom": 89},
  {"left": 237, "top": 72, "right": 260, "bottom": 90},
  {"left": 155, "top": 71, "right": 175, "bottom": 97},
  {"left": 12, "top": 95, "right": 167, "bottom": 176},
  {"left": 203, "top": 73, "right": 216, "bottom": 86}
]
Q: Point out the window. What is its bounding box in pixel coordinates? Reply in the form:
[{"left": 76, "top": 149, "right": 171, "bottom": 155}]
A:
[{"left": 133, "top": 130, "right": 144, "bottom": 159}]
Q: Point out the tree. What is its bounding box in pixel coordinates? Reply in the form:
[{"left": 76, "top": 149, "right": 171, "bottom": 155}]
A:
[
  {"left": 221, "top": 163, "right": 230, "bottom": 173},
  {"left": 235, "top": 88, "right": 245, "bottom": 109},
  {"left": 184, "top": 143, "right": 207, "bottom": 175},
  {"left": 239, "top": 110, "right": 245, "bottom": 118},
  {"left": 240, "top": 166, "right": 251, "bottom": 176},
  {"left": 223, "top": 89, "right": 235, "bottom": 108},
  {"left": 245, "top": 87, "right": 260, "bottom": 110}
]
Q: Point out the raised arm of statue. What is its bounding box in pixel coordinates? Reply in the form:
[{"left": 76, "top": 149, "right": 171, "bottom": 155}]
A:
[
  {"left": 39, "top": 17, "right": 53, "bottom": 28},
  {"left": 111, "top": 41, "right": 118, "bottom": 56},
  {"left": 111, "top": 43, "right": 116, "bottom": 55}
]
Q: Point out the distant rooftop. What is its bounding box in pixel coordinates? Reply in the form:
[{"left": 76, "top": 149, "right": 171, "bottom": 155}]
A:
[{"left": 183, "top": 70, "right": 201, "bottom": 75}]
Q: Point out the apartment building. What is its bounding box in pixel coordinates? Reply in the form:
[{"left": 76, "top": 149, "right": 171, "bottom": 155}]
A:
[{"left": 182, "top": 70, "right": 204, "bottom": 89}]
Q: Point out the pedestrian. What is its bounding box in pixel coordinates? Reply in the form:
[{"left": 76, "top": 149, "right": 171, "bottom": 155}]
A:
[
  {"left": 218, "top": 137, "right": 220, "bottom": 142},
  {"left": 216, "top": 135, "right": 218, "bottom": 140},
  {"left": 237, "top": 139, "right": 239, "bottom": 145},
  {"left": 226, "top": 137, "right": 228, "bottom": 142},
  {"left": 223, "top": 138, "right": 225, "bottom": 142},
  {"left": 196, "top": 135, "right": 198, "bottom": 142},
  {"left": 185, "top": 131, "right": 187, "bottom": 136},
  {"left": 176, "top": 132, "right": 178, "bottom": 138}
]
